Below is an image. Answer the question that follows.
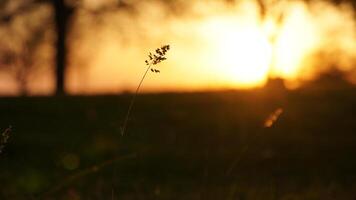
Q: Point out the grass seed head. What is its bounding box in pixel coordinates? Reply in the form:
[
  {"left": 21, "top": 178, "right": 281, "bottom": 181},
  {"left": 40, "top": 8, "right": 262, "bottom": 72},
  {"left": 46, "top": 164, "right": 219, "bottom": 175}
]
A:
[{"left": 145, "top": 45, "right": 170, "bottom": 73}]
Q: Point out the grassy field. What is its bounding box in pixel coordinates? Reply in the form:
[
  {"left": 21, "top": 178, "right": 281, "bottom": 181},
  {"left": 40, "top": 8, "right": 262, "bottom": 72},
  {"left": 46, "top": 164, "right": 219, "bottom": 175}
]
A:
[{"left": 1, "top": 87, "right": 356, "bottom": 199}]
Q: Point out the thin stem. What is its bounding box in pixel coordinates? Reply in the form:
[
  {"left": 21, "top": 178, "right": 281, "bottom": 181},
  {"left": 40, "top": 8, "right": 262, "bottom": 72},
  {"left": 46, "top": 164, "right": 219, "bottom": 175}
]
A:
[{"left": 121, "top": 64, "right": 152, "bottom": 135}]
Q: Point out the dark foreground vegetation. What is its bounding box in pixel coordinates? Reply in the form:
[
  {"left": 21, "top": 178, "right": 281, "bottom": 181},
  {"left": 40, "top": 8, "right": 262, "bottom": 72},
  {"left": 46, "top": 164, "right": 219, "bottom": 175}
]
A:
[{"left": 1, "top": 85, "right": 356, "bottom": 199}]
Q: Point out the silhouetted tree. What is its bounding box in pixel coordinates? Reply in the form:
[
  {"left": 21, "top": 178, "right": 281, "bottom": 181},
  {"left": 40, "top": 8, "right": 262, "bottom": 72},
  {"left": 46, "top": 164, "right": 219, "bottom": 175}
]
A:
[
  {"left": 53, "top": 0, "right": 72, "bottom": 95},
  {"left": 255, "top": 0, "right": 285, "bottom": 79},
  {"left": 0, "top": 0, "right": 73, "bottom": 95},
  {"left": 0, "top": 0, "right": 51, "bottom": 95},
  {"left": 1, "top": 0, "right": 134, "bottom": 95},
  {"left": 1, "top": 0, "right": 353, "bottom": 95}
]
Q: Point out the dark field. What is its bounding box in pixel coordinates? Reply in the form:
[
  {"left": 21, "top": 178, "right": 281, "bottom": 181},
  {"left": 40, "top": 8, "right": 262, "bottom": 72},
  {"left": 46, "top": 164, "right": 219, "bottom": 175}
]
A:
[{"left": 1, "top": 87, "right": 356, "bottom": 199}]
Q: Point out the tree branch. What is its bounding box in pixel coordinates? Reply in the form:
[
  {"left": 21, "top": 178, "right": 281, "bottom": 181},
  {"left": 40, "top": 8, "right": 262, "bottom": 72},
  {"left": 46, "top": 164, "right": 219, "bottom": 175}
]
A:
[{"left": 0, "top": 0, "right": 50, "bottom": 23}]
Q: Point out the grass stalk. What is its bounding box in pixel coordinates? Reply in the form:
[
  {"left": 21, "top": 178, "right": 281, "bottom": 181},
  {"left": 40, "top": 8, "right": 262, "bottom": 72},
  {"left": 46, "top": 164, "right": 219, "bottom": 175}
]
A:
[
  {"left": 121, "top": 63, "right": 152, "bottom": 136},
  {"left": 120, "top": 45, "right": 170, "bottom": 136}
]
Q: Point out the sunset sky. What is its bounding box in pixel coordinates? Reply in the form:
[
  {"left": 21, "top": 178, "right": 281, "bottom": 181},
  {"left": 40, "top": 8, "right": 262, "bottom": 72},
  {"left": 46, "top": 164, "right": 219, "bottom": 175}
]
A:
[{"left": 1, "top": 0, "right": 356, "bottom": 95}]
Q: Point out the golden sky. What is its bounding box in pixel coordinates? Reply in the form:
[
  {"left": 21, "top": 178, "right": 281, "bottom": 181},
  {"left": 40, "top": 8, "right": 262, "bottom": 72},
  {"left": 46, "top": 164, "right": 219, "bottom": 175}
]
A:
[{"left": 1, "top": 0, "right": 356, "bottom": 95}]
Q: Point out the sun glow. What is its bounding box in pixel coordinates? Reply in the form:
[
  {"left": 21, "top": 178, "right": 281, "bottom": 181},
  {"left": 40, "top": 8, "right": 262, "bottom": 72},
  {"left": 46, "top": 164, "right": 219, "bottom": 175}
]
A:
[
  {"left": 65, "top": 0, "right": 356, "bottom": 94},
  {"left": 1, "top": 1, "right": 356, "bottom": 95},
  {"left": 201, "top": 17, "right": 272, "bottom": 88}
]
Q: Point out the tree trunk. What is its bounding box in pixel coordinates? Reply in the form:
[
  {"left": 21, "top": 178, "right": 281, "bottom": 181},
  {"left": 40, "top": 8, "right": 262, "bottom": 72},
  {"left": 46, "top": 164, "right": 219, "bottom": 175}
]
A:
[{"left": 53, "top": 0, "right": 68, "bottom": 95}]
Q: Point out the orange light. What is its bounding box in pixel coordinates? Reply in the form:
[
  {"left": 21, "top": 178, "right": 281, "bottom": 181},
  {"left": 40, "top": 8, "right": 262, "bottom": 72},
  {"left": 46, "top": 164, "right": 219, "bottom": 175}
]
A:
[{"left": 200, "top": 17, "right": 272, "bottom": 88}]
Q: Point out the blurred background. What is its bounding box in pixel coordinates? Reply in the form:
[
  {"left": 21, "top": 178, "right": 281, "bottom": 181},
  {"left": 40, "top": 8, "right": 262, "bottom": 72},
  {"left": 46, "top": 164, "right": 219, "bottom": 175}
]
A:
[
  {"left": 1, "top": 0, "right": 356, "bottom": 199},
  {"left": 1, "top": 0, "right": 356, "bottom": 95}
]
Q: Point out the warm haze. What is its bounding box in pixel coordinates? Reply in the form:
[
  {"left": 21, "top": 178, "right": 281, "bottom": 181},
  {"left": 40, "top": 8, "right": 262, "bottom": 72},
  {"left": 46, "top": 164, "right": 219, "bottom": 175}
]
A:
[
  {"left": 2, "top": 1, "right": 356, "bottom": 199},
  {"left": 1, "top": 0, "right": 356, "bottom": 95}
]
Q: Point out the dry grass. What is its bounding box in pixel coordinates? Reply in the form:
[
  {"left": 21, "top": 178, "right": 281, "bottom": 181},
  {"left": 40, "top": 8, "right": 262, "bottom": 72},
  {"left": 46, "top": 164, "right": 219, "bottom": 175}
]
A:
[
  {"left": 264, "top": 108, "right": 283, "bottom": 128},
  {"left": 0, "top": 126, "right": 12, "bottom": 154},
  {"left": 121, "top": 45, "right": 170, "bottom": 136}
]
